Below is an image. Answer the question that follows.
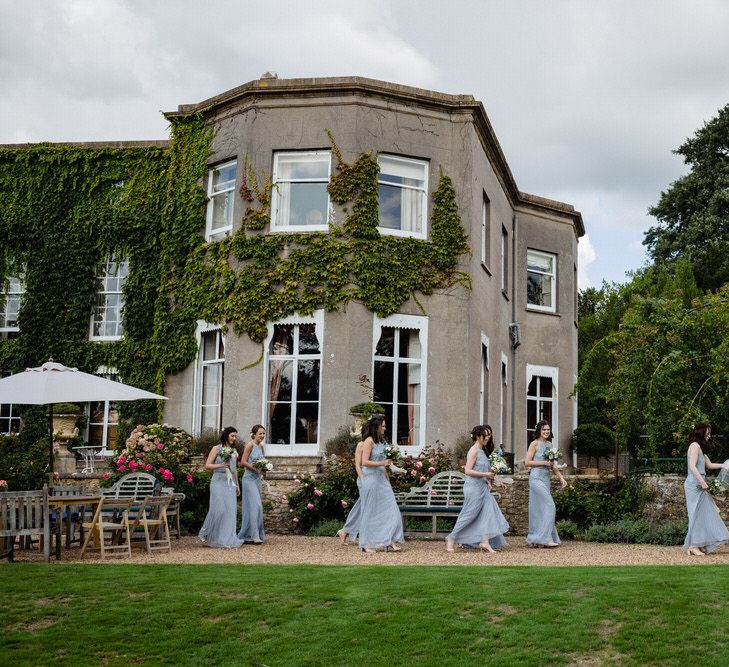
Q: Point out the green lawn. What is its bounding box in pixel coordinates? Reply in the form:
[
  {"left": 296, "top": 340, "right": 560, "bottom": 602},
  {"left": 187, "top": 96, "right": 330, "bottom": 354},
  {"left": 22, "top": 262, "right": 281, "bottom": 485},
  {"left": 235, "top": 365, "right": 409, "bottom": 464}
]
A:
[{"left": 1, "top": 564, "right": 727, "bottom": 666}]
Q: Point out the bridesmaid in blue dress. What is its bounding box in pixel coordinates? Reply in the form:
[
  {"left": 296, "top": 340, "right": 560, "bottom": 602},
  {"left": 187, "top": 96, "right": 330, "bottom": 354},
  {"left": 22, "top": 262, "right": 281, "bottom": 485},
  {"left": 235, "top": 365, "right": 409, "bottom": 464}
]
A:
[
  {"left": 683, "top": 422, "right": 729, "bottom": 556},
  {"left": 238, "top": 424, "right": 266, "bottom": 544},
  {"left": 198, "top": 427, "right": 243, "bottom": 548},
  {"left": 446, "top": 425, "right": 509, "bottom": 553},
  {"left": 526, "top": 420, "right": 567, "bottom": 547},
  {"left": 337, "top": 439, "right": 364, "bottom": 545},
  {"left": 358, "top": 416, "right": 405, "bottom": 553}
]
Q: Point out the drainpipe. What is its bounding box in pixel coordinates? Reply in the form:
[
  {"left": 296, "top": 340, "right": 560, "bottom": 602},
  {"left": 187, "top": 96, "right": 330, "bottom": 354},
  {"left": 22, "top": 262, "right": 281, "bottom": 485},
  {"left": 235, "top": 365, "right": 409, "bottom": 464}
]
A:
[{"left": 509, "top": 213, "right": 518, "bottom": 457}]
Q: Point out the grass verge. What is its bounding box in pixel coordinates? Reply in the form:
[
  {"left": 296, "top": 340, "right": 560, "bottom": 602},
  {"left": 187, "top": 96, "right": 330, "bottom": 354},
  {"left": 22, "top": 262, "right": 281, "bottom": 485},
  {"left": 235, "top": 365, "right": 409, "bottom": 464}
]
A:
[{"left": 1, "top": 564, "right": 728, "bottom": 666}]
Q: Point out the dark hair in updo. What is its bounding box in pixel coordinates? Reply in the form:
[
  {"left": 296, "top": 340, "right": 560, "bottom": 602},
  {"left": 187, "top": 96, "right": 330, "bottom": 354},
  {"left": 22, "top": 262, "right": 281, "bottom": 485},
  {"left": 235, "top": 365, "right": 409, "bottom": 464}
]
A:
[
  {"left": 219, "top": 426, "right": 238, "bottom": 445},
  {"left": 532, "top": 420, "right": 552, "bottom": 443},
  {"left": 688, "top": 422, "right": 711, "bottom": 454},
  {"left": 250, "top": 424, "right": 265, "bottom": 438},
  {"left": 363, "top": 415, "right": 386, "bottom": 443}
]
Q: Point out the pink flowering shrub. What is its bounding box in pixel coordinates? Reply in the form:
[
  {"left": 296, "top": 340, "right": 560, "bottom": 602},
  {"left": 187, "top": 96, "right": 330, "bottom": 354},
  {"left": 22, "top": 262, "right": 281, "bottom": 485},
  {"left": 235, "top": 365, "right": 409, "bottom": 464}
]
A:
[
  {"left": 390, "top": 442, "right": 453, "bottom": 493},
  {"left": 102, "top": 423, "right": 196, "bottom": 490}
]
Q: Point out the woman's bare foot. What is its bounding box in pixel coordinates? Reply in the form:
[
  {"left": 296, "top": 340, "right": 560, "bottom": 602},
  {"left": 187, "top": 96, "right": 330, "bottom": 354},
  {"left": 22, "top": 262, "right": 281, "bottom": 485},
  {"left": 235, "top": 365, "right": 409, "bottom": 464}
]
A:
[
  {"left": 446, "top": 538, "right": 455, "bottom": 553},
  {"left": 479, "top": 542, "right": 496, "bottom": 553},
  {"left": 336, "top": 529, "right": 347, "bottom": 545},
  {"left": 688, "top": 547, "right": 706, "bottom": 556}
]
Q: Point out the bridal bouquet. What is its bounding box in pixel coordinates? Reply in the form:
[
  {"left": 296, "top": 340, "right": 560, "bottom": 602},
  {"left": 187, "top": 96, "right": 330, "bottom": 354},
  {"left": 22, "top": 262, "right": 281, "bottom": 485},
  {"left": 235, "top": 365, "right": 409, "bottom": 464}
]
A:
[
  {"left": 488, "top": 453, "right": 511, "bottom": 474},
  {"left": 383, "top": 443, "right": 402, "bottom": 461},
  {"left": 219, "top": 446, "right": 238, "bottom": 484},
  {"left": 704, "top": 478, "right": 727, "bottom": 497},
  {"left": 545, "top": 447, "right": 563, "bottom": 463},
  {"left": 254, "top": 458, "right": 274, "bottom": 473}
]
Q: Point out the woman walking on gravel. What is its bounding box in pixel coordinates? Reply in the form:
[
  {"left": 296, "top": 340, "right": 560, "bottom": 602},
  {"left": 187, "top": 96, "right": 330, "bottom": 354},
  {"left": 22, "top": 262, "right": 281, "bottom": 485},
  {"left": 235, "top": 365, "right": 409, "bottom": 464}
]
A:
[
  {"left": 684, "top": 422, "right": 729, "bottom": 556},
  {"left": 198, "top": 427, "right": 243, "bottom": 548},
  {"left": 358, "top": 416, "right": 404, "bottom": 553},
  {"left": 525, "top": 420, "right": 567, "bottom": 547},
  {"left": 238, "top": 424, "right": 267, "bottom": 544},
  {"left": 446, "top": 425, "right": 509, "bottom": 553},
  {"left": 337, "top": 437, "right": 365, "bottom": 545}
]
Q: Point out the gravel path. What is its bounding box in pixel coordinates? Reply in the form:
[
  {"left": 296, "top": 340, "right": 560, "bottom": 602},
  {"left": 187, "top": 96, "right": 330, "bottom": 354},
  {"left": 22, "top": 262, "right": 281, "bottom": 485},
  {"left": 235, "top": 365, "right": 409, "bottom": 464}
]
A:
[{"left": 19, "top": 535, "right": 729, "bottom": 566}]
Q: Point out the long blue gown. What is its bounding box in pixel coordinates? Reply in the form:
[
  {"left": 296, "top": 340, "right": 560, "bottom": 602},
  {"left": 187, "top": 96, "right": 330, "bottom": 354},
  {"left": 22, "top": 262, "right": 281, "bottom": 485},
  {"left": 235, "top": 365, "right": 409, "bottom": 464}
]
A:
[
  {"left": 447, "top": 449, "right": 509, "bottom": 548},
  {"left": 683, "top": 449, "right": 729, "bottom": 552},
  {"left": 198, "top": 446, "right": 243, "bottom": 548},
  {"left": 342, "top": 478, "right": 362, "bottom": 540},
  {"left": 526, "top": 441, "right": 561, "bottom": 546},
  {"left": 358, "top": 443, "right": 405, "bottom": 549},
  {"left": 238, "top": 444, "right": 265, "bottom": 543}
]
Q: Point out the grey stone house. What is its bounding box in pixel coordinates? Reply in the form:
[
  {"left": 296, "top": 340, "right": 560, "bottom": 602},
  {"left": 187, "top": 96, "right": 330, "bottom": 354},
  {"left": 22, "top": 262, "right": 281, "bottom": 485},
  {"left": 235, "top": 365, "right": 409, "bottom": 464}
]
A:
[{"left": 161, "top": 75, "right": 584, "bottom": 460}]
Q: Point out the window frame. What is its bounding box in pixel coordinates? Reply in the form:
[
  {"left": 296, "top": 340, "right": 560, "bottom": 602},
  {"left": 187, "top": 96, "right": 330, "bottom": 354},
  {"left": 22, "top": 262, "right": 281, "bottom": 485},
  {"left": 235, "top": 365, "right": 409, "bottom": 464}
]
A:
[
  {"left": 0, "top": 275, "right": 24, "bottom": 333},
  {"left": 205, "top": 160, "right": 237, "bottom": 242},
  {"left": 526, "top": 248, "right": 558, "bottom": 313},
  {"left": 192, "top": 323, "right": 225, "bottom": 437},
  {"left": 481, "top": 193, "right": 491, "bottom": 269},
  {"left": 501, "top": 225, "right": 509, "bottom": 296},
  {"left": 479, "top": 333, "right": 490, "bottom": 424},
  {"left": 85, "top": 366, "right": 120, "bottom": 455},
  {"left": 270, "top": 151, "right": 331, "bottom": 233},
  {"left": 526, "top": 364, "right": 559, "bottom": 451},
  {"left": 0, "top": 370, "right": 21, "bottom": 435},
  {"left": 89, "top": 258, "right": 128, "bottom": 342},
  {"left": 377, "top": 154, "right": 429, "bottom": 240},
  {"left": 372, "top": 313, "right": 429, "bottom": 454},
  {"left": 262, "top": 310, "right": 324, "bottom": 456}
]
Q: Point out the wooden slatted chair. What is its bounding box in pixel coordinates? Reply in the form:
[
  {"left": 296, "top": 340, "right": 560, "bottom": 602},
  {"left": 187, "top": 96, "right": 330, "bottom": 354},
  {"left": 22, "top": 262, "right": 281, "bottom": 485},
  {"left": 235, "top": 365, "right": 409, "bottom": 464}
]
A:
[
  {"left": 82, "top": 497, "right": 133, "bottom": 559},
  {"left": 49, "top": 484, "right": 84, "bottom": 551},
  {"left": 0, "top": 487, "right": 50, "bottom": 562},
  {"left": 130, "top": 495, "right": 172, "bottom": 554}
]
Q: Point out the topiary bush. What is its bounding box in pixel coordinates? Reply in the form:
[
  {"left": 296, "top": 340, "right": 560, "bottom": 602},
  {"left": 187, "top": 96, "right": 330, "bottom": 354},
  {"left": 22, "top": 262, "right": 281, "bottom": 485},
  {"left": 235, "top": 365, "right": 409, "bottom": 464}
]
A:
[{"left": 571, "top": 422, "right": 615, "bottom": 468}]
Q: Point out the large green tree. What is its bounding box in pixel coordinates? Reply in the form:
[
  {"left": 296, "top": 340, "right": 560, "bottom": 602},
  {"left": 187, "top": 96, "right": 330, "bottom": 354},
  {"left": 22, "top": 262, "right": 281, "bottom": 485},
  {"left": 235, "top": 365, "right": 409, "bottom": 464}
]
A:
[{"left": 644, "top": 103, "right": 729, "bottom": 292}]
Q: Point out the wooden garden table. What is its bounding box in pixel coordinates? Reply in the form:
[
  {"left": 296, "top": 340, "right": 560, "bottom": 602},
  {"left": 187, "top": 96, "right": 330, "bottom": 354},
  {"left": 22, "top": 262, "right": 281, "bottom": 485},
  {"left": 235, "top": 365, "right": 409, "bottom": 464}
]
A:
[{"left": 48, "top": 495, "right": 102, "bottom": 559}]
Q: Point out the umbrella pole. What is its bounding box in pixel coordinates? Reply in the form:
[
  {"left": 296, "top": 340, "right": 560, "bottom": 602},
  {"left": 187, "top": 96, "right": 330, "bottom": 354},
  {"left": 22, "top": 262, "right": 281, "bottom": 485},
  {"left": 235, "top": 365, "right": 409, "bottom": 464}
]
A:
[{"left": 48, "top": 402, "right": 54, "bottom": 486}]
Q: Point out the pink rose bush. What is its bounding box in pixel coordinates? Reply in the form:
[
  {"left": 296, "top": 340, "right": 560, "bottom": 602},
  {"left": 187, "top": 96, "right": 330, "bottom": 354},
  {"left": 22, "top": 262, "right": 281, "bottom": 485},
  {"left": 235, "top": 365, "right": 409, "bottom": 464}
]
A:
[{"left": 106, "top": 423, "right": 195, "bottom": 490}]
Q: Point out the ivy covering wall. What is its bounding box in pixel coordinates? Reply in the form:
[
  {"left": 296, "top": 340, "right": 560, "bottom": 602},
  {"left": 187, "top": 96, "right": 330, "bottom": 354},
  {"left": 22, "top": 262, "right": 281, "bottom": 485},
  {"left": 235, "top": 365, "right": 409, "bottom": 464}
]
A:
[{"left": 0, "top": 114, "right": 471, "bottom": 431}]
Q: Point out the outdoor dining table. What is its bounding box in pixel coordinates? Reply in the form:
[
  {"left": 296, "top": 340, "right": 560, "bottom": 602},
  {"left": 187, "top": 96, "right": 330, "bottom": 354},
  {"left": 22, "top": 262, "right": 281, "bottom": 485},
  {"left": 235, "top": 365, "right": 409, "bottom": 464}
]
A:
[{"left": 47, "top": 494, "right": 103, "bottom": 559}]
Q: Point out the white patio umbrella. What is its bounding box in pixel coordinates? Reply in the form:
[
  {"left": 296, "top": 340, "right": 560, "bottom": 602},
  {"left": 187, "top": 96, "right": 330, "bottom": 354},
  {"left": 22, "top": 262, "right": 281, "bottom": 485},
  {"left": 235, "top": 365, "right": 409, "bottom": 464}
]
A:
[{"left": 0, "top": 360, "right": 166, "bottom": 482}]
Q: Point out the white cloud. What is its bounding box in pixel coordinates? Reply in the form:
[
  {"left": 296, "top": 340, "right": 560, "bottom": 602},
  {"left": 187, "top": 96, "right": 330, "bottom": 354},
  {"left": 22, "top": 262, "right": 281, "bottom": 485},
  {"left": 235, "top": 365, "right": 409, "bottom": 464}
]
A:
[{"left": 577, "top": 234, "right": 597, "bottom": 290}]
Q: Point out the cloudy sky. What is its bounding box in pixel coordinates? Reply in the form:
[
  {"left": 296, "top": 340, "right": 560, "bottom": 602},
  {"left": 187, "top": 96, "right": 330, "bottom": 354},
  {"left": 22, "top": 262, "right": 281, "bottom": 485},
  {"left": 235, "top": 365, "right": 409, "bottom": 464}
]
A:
[{"left": 1, "top": 0, "right": 727, "bottom": 288}]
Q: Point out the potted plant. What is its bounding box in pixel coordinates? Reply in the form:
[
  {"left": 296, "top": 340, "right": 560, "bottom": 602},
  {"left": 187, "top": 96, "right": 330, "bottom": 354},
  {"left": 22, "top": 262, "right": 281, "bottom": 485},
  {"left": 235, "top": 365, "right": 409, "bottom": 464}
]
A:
[{"left": 349, "top": 375, "right": 384, "bottom": 436}]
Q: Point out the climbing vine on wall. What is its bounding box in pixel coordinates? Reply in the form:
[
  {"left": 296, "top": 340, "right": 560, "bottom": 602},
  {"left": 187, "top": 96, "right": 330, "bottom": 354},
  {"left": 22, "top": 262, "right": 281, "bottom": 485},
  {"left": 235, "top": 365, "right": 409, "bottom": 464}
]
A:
[
  {"left": 169, "top": 129, "right": 472, "bottom": 344},
  {"left": 0, "top": 142, "right": 171, "bottom": 427},
  {"left": 0, "top": 117, "right": 471, "bottom": 434}
]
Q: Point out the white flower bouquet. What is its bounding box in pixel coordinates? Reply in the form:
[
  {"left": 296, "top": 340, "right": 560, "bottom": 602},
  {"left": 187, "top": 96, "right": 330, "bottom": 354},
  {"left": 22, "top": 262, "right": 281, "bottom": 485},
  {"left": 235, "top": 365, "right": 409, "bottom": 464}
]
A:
[
  {"left": 383, "top": 443, "right": 402, "bottom": 461},
  {"left": 254, "top": 458, "right": 273, "bottom": 473},
  {"left": 545, "top": 447, "right": 563, "bottom": 463},
  {"left": 488, "top": 453, "right": 511, "bottom": 474},
  {"left": 218, "top": 446, "right": 238, "bottom": 484},
  {"left": 704, "top": 478, "right": 727, "bottom": 497}
]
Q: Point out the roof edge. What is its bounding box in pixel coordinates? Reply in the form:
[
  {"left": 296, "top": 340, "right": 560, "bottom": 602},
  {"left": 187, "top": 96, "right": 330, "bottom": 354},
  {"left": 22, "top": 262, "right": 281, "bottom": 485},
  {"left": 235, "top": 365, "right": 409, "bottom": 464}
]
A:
[{"left": 0, "top": 140, "right": 170, "bottom": 150}]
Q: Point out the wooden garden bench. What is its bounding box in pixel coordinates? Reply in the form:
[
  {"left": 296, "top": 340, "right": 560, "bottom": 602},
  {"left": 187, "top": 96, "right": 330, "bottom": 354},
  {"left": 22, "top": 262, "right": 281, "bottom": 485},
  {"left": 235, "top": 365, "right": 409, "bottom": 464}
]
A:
[
  {"left": 0, "top": 487, "right": 51, "bottom": 562},
  {"left": 395, "top": 471, "right": 466, "bottom": 537}
]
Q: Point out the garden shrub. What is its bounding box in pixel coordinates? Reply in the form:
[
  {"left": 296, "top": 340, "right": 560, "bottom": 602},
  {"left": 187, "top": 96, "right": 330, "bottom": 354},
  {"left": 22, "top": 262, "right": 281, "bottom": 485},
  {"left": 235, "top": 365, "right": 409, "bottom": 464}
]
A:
[
  {"left": 287, "top": 455, "right": 359, "bottom": 532},
  {"left": 582, "top": 518, "right": 687, "bottom": 546},
  {"left": 555, "top": 519, "right": 582, "bottom": 540},
  {"left": 554, "top": 476, "right": 646, "bottom": 529},
  {"left": 308, "top": 518, "right": 343, "bottom": 537},
  {"left": 643, "top": 519, "right": 687, "bottom": 546},
  {"left": 0, "top": 406, "right": 58, "bottom": 490},
  {"left": 390, "top": 443, "right": 454, "bottom": 494},
  {"left": 584, "top": 519, "right": 650, "bottom": 543},
  {"left": 571, "top": 422, "right": 614, "bottom": 468},
  {"left": 324, "top": 426, "right": 359, "bottom": 458}
]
